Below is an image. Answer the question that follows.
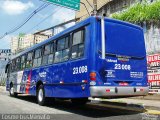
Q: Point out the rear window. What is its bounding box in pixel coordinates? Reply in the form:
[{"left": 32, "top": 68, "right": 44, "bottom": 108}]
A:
[{"left": 98, "top": 21, "right": 146, "bottom": 57}]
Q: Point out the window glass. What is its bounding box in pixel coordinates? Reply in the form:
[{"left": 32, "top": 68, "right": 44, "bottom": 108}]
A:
[
  {"left": 71, "top": 30, "right": 85, "bottom": 59},
  {"left": 57, "top": 38, "right": 65, "bottom": 50},
  {"left": 65, "top": 37, "right": 69, "bottom": 48},
  {"left": 73, "top": 31, "right": 83, "bottom": 45},
  {"left": 62, "top": 49, "right": 69, "bottom": 61},
  {"left": 78, "top": 44, "right": 84, "bottom": 57},
  {"left": 33, "top": 59, "right": 37, "bottom": 67},
  {"left": 21, "top": 55, "right": 26, "bottom": 69},
  {"left": 42, "top": 43, "right": 54, "bottom": 65},
  {"left": 26, "top": 52, "right": 33, "bottom": 68},
  {"left": 27, "top": 52, "right": 33, "bottom": 61},
  {"left": 44, "top": 44, "right": 51, "bottom": 55},
  {"left": 11, "top": 60, "right": 16, "bottom": 72},
  {"left": 42, "top": 55, "right": 48, "bottom": 65},
  {"left": 37, "top": 58, "right": 42, "bottom": 67},
  {"left": 54, "top": 36, "right": 70, "bottom": 63},
  {"left": 33, "top": 48, "right": 42, "bottom": 67},
  {"left": 71, "top": 46, "right": 78, "bottom": 59},
  {"left": 35, "top": 48, "right": 41, "bottom": 59},
  {"left": 16, "top": 57, "right": 21, "bottom": 71},
  {"left": 50, "top": 43, "right": 54, "bottom": 53},
  {"left": 54, "top": 51, "right": 62, "bottom": 63},
  {"left": 48, "top": 54, "right": 54, "bottom": 64}
]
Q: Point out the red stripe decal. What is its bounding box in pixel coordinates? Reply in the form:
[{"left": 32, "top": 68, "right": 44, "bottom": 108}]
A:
[{"left": 26, "top": 70, "right": 32, "bottom": 94}]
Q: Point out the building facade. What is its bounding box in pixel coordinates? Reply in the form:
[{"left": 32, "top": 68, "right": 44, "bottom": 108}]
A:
[
  {"left": 76, "top": 0, "right": 137, "bottom": 21},
  {"left": 11, "top": 36, "right": 19, "bottom": 54},
  {"left": 34, "top": 34, "right": 49, "bottom": 44},
  {"left": 11, "top": 33, "right": 50, "bottom": 54},
  {"left": 0, "top": 49, "right": 11, "bottom": 86}
]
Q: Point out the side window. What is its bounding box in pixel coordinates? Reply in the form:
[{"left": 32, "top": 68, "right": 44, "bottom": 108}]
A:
[
  {"left": 16, "top": 57, "right": 21, "bottom": 71},
  {"left": 42, "top": 43, "right": 54, "bottom": 65},
  {"left": 20, "top": 55, "right": 26, "bottom": 69},
  {"left": 26, "top": 52, "right": 33, "bottom": 68},
  {"left": 11, "top": 60, "right": 16, "bottom": 72},
  {"left": 71, "top": 30, "right": 85, "bottom": 59},
  {"left": 54, "top": 36, "right": 69, "bottom": 63},
  {"left": 33, "top": 48, "right": 42, "bottom": 67}
]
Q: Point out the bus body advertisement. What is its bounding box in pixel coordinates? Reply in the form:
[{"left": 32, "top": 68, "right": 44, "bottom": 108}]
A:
[{"left": 5, "top": 16, "right": 149, "bottom": 105}]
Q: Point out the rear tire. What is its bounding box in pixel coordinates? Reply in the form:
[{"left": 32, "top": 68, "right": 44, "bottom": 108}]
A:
[{"left": 71, "top": 98, "right": 88, "bottom": 105}]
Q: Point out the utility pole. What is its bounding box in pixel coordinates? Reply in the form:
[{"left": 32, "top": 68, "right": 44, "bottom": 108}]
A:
[{"left": 93, "top": 0, "right": 97, "bottom": 16}]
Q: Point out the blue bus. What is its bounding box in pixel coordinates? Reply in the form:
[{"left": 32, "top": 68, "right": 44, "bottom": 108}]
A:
[{"left": 5, "top": 16, "right": 148, "bottom": 106}]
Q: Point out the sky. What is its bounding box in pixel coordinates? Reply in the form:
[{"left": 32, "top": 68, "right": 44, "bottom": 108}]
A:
[{"left": 0, "top": 0, "right": 75, "bottom": 49}]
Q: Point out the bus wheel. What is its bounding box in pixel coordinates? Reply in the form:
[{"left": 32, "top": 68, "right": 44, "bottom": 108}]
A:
[
  {"left": 9, "top": 85, "right": 17, "bottom": 97},
  {"left": 37, "top": 85, "right": 46, "bottom": 106},
  {"left": 71, "top": 98, "right": 88, "bottom": 105}
]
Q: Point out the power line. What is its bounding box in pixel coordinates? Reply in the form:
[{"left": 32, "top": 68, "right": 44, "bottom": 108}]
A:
[
  {"left": 26, "top": 7, "right": 75, "bottom": 34},
  {"left": 0, "top": 3, "right": 50, "bottom": 40},
  {"left": 26, "top": 7, "right": 61, "bottom": 33}
]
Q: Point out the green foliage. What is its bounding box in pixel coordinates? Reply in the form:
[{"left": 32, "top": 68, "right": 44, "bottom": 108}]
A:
[
  {"left": 111, "top": 0, "right": 160, "bottom": 23},
  {"left": 19, "top": 33, "right": 25, "bottom": 37}
]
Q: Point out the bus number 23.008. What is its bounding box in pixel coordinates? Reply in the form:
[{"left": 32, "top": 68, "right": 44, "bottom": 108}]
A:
[
  {"left": 114, "top": 64, "right": 131, "bottom": 70},
  {"left": 73, "top": 66, "right": 88, "bottom": 74}
]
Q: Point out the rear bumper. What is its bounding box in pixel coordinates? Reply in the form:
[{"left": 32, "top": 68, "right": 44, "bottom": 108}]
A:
[{"left": 90, "top": 86, "right": 149, "bottom": 97}]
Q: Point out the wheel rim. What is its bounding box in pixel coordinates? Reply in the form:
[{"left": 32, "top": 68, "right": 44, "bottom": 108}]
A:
[
  {"left": 10, "top": 87, "right": 14, "bottom": 95},
  {"left": 38, "top": 89, "right": 43, "bottom": 102}
]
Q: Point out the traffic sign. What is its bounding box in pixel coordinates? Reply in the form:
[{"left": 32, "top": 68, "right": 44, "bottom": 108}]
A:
[{"left": 46, "top": 0, "right": 80, "bottom": 11}]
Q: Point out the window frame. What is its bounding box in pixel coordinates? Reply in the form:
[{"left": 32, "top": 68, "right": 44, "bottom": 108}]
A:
[
  {"left": 20, "top": 54, "right": 26, "bottom": 70},
  {"left": 33, "top": 47, "right": 42, "bottom": 68},
  {"left": 26, "top": 51, "right": 33, "bottom": 69},
  {"left": 16, "top": 57, "right": 21, "bottom": 71},
  {"left": 54, "top": 35, "right": 70, "bottom": 63},
  {"left": 42, "top": 42, "right": 55, "bottom": 65},
  {"left": 70, "top": 28, "right": 85, "bottom": 60}
]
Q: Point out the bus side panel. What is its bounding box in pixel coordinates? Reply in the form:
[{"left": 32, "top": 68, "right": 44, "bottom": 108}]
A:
[
  {"left": 20, "top": 70, "right": 31, "bottom": 94},
  {"left": 34, "top": 59, "right": 90, "bottom": 98},
  {"left": 49, "top": 25, "right": 91, "bottom": 98},
  {"left": 9, "top": 71, "right": 23, "bottom": 93},
  {"left": 29, "top": 24, "right": 91, "bottom": 98}
]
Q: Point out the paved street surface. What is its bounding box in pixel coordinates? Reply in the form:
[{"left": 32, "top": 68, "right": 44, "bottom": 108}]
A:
[{"left": 0, "top": 86, "right": 159, "bottom": 120}]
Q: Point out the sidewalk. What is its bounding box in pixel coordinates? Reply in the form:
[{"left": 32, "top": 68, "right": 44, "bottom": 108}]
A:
[
  {"left": 130, "top": 94, "right": 160, "bottom": 101},
  {"left": 0, "top": 86, "right": 6, "bottom": 92}
]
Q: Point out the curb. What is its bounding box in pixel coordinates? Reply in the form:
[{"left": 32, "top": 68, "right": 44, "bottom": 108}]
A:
[
  {"left": 89, "top": 99, "right": 160, "bottom": 115},
  {"left": 89, "top": 100, "right": 146, "bottom": 112},
  {"left": 146, "top": 110, "right": 160, "bottom": 115}
]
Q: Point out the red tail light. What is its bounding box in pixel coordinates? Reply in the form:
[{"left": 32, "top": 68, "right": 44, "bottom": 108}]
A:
[{"left": 90, "top": 72, "right": 96, "bottom": 81}]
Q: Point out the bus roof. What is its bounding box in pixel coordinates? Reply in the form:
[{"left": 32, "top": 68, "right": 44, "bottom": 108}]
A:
[{"left": 12, "top": 16, "right": 142, "bottom": 60}]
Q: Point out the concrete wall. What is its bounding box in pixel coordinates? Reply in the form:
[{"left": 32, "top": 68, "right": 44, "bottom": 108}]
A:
[{"left": 142, "top": 22, "right": 160, "bottom": 55}]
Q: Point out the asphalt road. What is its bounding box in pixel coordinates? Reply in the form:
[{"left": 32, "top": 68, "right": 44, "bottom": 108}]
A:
[{"left": 0, "top": 88, "right": 155, "bottom": 120}]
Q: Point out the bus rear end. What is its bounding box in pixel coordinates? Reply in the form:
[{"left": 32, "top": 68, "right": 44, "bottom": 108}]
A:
[{"left": 90, "top": 18, "right": 148, "bottom": 98}]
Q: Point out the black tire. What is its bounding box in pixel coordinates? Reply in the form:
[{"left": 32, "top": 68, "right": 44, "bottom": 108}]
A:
[
  {"left": 9, "top": 84, "right": 18, "bottom": 97},
  {"left": 37, "top": 85, "right": 46, "bottom": 106},
  {"left": 71, "top": 98, "right": 88, "bottom": 105}
]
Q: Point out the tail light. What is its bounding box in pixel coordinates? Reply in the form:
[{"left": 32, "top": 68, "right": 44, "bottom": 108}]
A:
[{"left": 90, "top": 72, "right": 96, "bottom": 81}]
